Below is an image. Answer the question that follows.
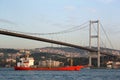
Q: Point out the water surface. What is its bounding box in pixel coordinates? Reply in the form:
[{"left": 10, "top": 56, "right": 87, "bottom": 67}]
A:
[{"left": 0, "top": 68, "right": 120, "bottom": 80}]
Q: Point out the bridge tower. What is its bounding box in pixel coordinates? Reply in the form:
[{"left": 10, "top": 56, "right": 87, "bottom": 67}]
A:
[{"left": 89, "top": 20, "right": 100, "bottom": 68}]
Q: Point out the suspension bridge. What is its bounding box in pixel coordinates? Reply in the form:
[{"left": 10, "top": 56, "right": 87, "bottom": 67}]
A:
[{"left": 0, "top": 20, "right": 118, "bottom": 67}]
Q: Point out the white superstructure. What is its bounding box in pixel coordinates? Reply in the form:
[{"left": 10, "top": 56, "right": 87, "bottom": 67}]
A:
[{"left": 17, "top": 57, "right": 34, "bottom": 67}]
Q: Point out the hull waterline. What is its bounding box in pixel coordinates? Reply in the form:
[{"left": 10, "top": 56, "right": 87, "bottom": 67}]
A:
[{"left": 14, "top": 65, "right": 84, "bottom": 71}]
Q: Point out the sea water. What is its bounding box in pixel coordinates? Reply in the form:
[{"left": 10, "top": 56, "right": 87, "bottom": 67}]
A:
[{"left": 0, "top": 68, "right": 120, "bottom": 80}]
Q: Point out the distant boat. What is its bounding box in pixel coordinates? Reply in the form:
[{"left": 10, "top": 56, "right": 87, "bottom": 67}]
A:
[{"left": 107, "top": 61, "right": 120, "bottom": 69}]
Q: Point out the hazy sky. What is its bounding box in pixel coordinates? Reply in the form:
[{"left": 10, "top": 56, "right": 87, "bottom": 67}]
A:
[{"left": 0, "top": 0, "right": 120, "bottom": 49}]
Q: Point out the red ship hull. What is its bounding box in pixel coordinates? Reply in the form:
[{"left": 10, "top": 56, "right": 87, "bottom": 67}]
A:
[{"left": 14, "top": 65, "right": 84, "bottom": 71}]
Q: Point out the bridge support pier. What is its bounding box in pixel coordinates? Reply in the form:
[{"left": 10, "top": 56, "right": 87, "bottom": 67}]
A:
[{"left": 89, "top": 56, "right": 92, "bottom": 67}]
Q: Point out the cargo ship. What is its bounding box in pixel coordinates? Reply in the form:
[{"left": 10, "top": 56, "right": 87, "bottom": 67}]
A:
[{"left": 14, "top": 54, "right": 85, "bottom": 71}]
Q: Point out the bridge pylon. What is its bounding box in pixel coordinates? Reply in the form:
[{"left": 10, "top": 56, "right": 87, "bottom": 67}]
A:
[{"left": 89, "top": 20, "right": 100, "bottom": 68}]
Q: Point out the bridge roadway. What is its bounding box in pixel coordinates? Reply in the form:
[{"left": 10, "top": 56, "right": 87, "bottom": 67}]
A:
[{"left": 0, "top": 30, "right": 116, "bottom": 56}]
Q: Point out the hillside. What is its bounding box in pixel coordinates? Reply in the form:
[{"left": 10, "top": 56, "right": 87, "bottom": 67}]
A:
[{"left": 0, "top": 47, "right": 119, "bottom": 67}]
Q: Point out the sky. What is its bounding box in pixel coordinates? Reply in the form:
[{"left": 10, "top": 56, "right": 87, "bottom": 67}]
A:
[{"left": 0, "top": 0, "right": 120, "bottom": 49}]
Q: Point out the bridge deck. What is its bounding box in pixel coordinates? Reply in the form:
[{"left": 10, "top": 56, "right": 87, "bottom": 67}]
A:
[{"left": 0, "top": 30, "right": 115, "bottom": 56}]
